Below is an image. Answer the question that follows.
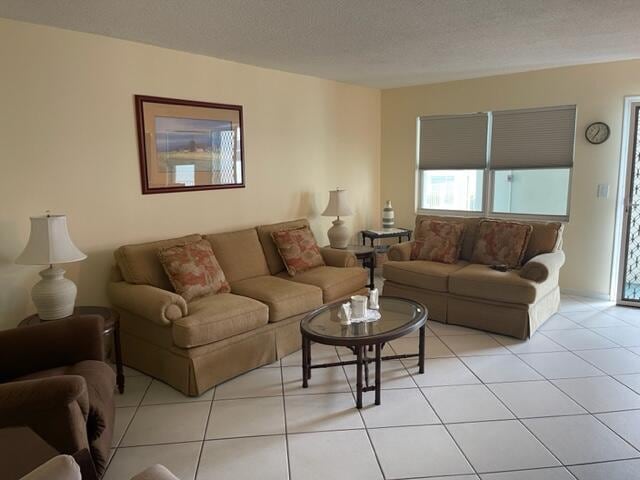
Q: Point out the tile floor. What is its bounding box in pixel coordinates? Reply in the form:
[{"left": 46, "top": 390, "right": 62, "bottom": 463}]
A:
[{"left": 106, "top": 294, "right": 640, "bottom": 479}]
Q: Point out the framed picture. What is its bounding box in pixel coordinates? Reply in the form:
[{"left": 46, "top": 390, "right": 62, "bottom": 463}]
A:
[{"left": 134, "top": 95, "right": 245, "bottom": 194}]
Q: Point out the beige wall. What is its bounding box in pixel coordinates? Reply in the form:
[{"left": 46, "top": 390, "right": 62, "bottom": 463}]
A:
[
  {"left": 2, "top": 18, "right": 635, "bottom": 329},
  {"left": 0, "top": 19, "right": 381, "bottom": 329},
  {"left": 382, "top": 60, "right": 640, "bottom": 298}
]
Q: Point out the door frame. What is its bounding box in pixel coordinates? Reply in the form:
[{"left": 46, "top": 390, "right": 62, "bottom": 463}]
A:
[{"left": 613, "top": 96, "right": 640, "bottom": 305}]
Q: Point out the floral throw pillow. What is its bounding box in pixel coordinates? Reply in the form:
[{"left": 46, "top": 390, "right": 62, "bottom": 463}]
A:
[
  {"left": 471, "top": 220, "right": 533, "bottom": 269},
  {"left": 157, "top": 239, "right": 230, "bottom": 302},
  {"left": 410, "top": 220, "right": 465, "bottom": 264},
  {"left": 271, "top": 226, "right": 325, "bottom": 276}
]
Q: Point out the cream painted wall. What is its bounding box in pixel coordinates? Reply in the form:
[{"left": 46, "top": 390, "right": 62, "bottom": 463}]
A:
[
  {"left": 0, "top": 19, "right": 381, "bottom": 329},
  {"left": 382, "top": 60, "right": 640, "bottom": 298}
]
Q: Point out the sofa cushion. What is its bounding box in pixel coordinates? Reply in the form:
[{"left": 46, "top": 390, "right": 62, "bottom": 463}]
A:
[
  {"left": 449, "top": 263, "right": 555, "bottom": 304},
  {"left": 205, "top": 229, "right": 270, "bottom": 283},
  {"left": 114, "top": 234, "right": 202, "bottom": 290},
  {"left": 383, "top": 260, "right": 468, "bottom": 292},
  {"left": 172, "top": 293, "right": 269, "bottom": 348},
  {"left": 231, "top": 275, "right": 323, "bottom": 322},
  {"left": 158, "top": 240, "right": 230, "bottom": 302},
  {"left": 411, "top": 219, "right": 465, "bottom": 264},
  {"left": 471, "top": 220, "right": 533, "bottom": 268},
  {"left": 271, "top": 226, "right": 325, "bottom": 276},
  {"left": 257, "top": 218, "right": 311, "bottom": 274},
  {"left": 525, "top": 222, "right": 564, "bottom": 262},
  {"left": 277, "top": 266, "right": 367, "bottom": 302},
  {"left": 415, "top": 215, "right": 481, "bottom": 261}
]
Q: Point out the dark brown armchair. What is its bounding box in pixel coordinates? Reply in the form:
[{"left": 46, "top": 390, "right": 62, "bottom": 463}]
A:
[{"left": 0, "top": 316, "right": 116, "bottom": 476}]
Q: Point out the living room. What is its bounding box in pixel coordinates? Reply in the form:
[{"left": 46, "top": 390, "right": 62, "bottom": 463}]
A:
[{"left": 2, "top": 2, "right": 640, "bottom": 479}]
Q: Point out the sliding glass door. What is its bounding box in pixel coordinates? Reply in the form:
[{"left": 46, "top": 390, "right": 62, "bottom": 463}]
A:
[{"left": 619, "top": 104, "right": 640, "bottom": 305}]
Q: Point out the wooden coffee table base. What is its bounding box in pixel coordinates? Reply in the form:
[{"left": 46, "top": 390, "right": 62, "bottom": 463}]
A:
[{"left": 302, "top": 325, "right": 425, "bottom": 408}]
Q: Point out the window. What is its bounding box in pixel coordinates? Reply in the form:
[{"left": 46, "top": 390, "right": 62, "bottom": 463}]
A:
[
  {"left": 417, "top": 105, "right": 575, "bottom": 220},
  {"left": 492, "top": 169, "right": 571, "bottom": 216},
  {"left": 419, "top": 170, "right": 483, "bottom": 211},
  {"left": 417, "top": 113, "right": 488, "bottom": 212}
]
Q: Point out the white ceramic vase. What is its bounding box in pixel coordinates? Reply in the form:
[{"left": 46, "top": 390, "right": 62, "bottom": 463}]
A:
[{"left": 383, "top": 200, "right": 395, "bottom": 229}]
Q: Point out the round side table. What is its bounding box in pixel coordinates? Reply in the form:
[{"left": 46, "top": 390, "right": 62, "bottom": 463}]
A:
[
  {"left": 20, "top": 306, "right": 125, "bottom": 394},
  {"left": 324, "top": 245, "right": 376, "bottom": 289},
  {"left": 345, "top": 245, "right": 376, "bottom": 289}
]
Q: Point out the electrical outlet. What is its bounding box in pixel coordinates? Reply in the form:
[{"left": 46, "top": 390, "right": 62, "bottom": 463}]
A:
[{"left": 597, "top": 183, "right": 610, "bottom": 199}]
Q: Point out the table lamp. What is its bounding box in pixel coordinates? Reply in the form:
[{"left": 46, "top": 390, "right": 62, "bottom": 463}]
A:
[
  {"left": 16, "top": 214, "right": 87, "bottom": 320},
  {"left": 321, "top": 188, "right": 353, "bottom": 249}
]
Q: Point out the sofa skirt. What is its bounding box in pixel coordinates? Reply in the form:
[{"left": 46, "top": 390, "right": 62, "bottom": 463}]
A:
[
  {"left": 119, "top": 312, "right": 305, "bottom": 396},
  {"left": 382, "top": 281, "right": 560, "bottom": 340}
]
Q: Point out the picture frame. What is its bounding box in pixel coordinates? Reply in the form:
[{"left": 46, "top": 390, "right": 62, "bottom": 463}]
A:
[{"left": 134, "top": 95, "right": 245, "bottom": 194}]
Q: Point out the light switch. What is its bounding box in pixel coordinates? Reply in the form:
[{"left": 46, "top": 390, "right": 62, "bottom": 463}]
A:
[{"left": 597, "top": 183, "right": 610, "bottom": 199}]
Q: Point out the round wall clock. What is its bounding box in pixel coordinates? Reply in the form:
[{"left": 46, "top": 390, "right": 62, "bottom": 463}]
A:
[{"left": 585, "top": 122, "right": 610, "bottom": 144}]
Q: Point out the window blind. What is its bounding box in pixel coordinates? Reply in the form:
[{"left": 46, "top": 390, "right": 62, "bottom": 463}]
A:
[
  {"left": 418, "top": 113, "right": 488, "bottom": 170},
  {"left": 490, "top": 106, "right": 576, "bottom": 169}
]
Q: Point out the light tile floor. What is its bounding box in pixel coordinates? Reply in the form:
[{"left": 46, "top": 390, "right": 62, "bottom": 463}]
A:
[{"left": 106, "top": 293, "right": 640, "bottom": 479}]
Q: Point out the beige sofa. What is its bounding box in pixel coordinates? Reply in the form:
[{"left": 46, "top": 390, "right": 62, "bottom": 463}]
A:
[
  {"left": 382, "top": 215, "right": 565, "bottom": 339},
  {"left": 108, "top": 219, "right": 367, "bottom": 396}
]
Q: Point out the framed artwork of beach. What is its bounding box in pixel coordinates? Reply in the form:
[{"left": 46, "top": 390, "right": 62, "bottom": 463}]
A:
[{"left": 135, "top": 95, "right": 245, "bottom": 194}]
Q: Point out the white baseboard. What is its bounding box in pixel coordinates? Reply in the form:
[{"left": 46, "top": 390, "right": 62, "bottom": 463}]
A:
[{"left": 560, "top": 288, "right": 612, "bottom": 301}]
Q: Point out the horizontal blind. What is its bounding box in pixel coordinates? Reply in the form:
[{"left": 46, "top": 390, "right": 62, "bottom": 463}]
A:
[
  {"left": 491, "top": 106, "right": 576, "bottom": 169},
  {"left": 418, "top": 113, "right": 488, "bottom": 170}
]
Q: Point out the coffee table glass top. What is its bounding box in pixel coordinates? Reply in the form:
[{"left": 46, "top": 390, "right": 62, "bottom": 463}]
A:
[{"left": 301, "top": 297, "right": 426, "bottom": 345}]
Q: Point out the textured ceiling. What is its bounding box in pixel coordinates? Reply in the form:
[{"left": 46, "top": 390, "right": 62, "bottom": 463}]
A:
[{"left": 2, "top": 0, "right": 640, "bottom": 88}]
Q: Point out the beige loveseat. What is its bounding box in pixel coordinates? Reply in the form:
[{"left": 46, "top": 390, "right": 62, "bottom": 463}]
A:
[
  {"left": 107, "top": 219, "right": 367, "bottom": 396},
  {"left": 382, "top": 215, "right": 565, "bottom": 339}
]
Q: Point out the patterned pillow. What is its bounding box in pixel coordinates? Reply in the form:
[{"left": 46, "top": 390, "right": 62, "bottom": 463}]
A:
[
  {"left": 471, "top": 220, "right": 533, "bottom": 269},
  {"left": 410, "top": 219, "right": 465, "bottom": 264},
  {"left": 157, "top": 239, "right": 230, "bottom": 302},
  {"left": 271, "top": 226, "right": 325, "bottom": 276}
]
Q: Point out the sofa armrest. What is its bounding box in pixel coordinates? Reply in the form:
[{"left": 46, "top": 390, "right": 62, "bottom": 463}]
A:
[
  {"left": 108, "top": 282, "right": 187, "bottom": 326},
  {"left": 0, "top": 316, "right": 104, "bottom": 382},
  {"left": 319, "top": 247, "right": 357, "bottom": 267},
  {"left": 519, "top": 251, "right": 566, "bottom": 283},
  {"left": 387, "top": 241, "right": 414, "bottom": 261},
  {"left": 0, "top": 377, "right": 91, "bottom": 461},
  {"left": 0, "top": 377, "right": 89, "bottom": 418}
]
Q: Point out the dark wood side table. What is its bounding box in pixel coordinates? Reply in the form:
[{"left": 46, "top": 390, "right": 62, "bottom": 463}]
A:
[
  {"left": 361, "top": 228, "right": 412, "bottom": 247},
  {"left": 348, "top": 245, "right": 376, "bottom": 289},
  {"left": 324, "top": 245, "right": 376, "bottom": 289},
  {"left": 20, "top": 306, "right": 124, "bottom": 394}
]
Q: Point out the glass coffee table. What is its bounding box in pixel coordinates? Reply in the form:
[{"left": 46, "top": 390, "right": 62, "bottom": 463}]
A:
[{"left": 300, "top": 296, "right": 427, "bottom": 408}]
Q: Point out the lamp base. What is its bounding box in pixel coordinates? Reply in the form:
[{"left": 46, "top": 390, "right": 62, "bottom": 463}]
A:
[
  {"left": 32, "top": 266, "right": 78, "bottom": 320},
  {"left": 327, "top": 218, "right": 350, "bottom": 249}
]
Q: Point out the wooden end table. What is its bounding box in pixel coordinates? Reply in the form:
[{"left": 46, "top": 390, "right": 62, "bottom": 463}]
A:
[
  {"left": 347, "top": 245, "right": 376, "bottom": 289},
  {"left": 325, "top": 245, "right": 376, "bottom": 289},
  {"left": 20, "top": 306, "right": 124, "bottom": 394}
]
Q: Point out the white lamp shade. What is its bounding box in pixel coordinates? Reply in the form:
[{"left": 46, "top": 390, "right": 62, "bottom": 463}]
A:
[
  {"left": 16, "top": 215, "right": 87, "bottom": 265},
  {"left": 321, "top": 189, "right": 353, "bottom": 217}
]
